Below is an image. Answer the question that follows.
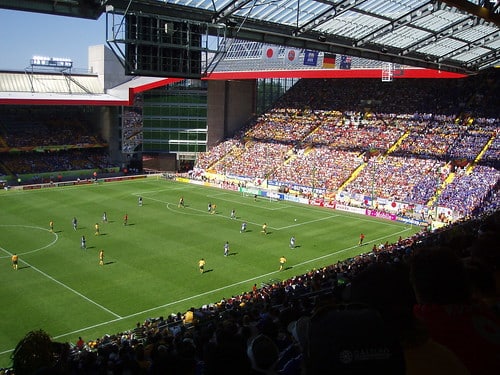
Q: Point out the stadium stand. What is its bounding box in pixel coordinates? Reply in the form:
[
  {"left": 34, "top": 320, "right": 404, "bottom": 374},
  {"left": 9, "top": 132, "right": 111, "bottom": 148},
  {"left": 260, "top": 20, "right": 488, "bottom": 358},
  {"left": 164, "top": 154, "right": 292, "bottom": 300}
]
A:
[
  {"left": 4, "top": 70, "right": 499, "bottom": 375},
  {"left": 191, "top": 75, "right": 499, "bottom": 220},
  {"left": 0, "top": 106, "right": 119, "bottom": 183}
]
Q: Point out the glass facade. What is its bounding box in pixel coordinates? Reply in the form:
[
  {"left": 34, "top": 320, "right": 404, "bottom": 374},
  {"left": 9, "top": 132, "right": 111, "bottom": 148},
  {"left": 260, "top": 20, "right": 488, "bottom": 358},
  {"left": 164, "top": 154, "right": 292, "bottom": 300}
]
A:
[
  {"left": 256, "top": 77, "right": 298, "bottom": 114},
  {"left": 141, "top": 82, "right": 207, "bottom": 154}
]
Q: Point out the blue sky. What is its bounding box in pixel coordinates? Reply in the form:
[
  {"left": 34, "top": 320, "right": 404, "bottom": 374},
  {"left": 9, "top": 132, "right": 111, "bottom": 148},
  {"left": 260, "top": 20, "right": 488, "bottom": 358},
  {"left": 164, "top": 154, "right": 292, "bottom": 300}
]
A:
[{"left": 0, "top": 9, "right": 107, "bottom": 71}]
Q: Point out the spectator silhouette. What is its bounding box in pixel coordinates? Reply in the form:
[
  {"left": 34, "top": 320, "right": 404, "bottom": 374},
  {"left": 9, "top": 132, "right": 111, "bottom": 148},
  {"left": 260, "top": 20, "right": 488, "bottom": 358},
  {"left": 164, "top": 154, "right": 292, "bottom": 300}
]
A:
[
  {"left": 349, "top": 262, "right": 469, "bottom": 375},
  {"left": 410, "top": 246, "right": 500, "bottom": 374}
]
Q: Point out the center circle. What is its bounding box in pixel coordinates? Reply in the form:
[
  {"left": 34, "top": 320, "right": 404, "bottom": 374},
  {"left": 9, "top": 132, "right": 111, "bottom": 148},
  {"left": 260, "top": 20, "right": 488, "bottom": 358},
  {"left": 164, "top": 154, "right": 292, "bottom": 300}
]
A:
[{"left": 0, "top": 224, "right": 58, "bottom": 257}]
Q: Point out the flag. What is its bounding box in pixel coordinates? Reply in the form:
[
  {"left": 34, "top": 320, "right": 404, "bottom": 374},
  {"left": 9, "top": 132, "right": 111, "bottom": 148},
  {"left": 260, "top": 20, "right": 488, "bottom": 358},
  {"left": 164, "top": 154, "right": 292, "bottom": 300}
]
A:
[
  {"left": 339, "top": 55, "right": 352, "bottom": 69},
  {"left": 303, "top": 50, "right": 318, "bottom": 66},
  {"left": 322, "top": 53, "right": 336, "bottom": 68},
  {"left": 284, "top": 48, "right": 300, "bottom": 64},
  {"left": 262, "top": 46, "right": 278, "bottom": 60}
]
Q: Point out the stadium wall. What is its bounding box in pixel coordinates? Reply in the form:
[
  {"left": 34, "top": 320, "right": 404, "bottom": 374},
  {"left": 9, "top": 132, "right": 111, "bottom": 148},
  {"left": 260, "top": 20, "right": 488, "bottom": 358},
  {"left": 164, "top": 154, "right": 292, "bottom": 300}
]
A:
[
  {"left": 89, "top": 45, "right": 129, "bottom": 90},
  {"left": 207, "top": 80, "right": 256, "bottom": 147}
]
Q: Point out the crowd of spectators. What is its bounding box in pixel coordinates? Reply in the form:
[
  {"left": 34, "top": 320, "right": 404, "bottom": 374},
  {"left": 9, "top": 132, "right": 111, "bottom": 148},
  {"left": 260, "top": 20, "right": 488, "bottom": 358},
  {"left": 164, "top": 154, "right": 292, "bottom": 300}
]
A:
[
  {"left": 213, "top": 141, "right": 291, "bottom": 179},
  {"left": 194, "top": 138, "right": 243, "bottom": 171},
  {"left": 0, "top": 107, "right": 117, "bottom": 179},
  {"left": 195, "top": 73, "right": 498, "bottom": 217},
  {"left": 245, "top": 109, "right": 321, "bottom": 144},
  {"left": 122, "top": 108, "right": 144, "bottom": 154},
  {"left": 270, "top": 146, "right": 361, "bottom": 192},
  {"left": 437, "top": 165, "right": 500, "bottom": 216},
  {"left": 1, "top": 149, "right": 115, "bottom": 177},
  {"left": 0, "top": 111, "right": 105, "bottom": 149},
  {"left": 344, "top": 156, "right": 446, "bottom": 203},
  {"left": 198, "top": 117, "right": 497, "bottom": 216}
]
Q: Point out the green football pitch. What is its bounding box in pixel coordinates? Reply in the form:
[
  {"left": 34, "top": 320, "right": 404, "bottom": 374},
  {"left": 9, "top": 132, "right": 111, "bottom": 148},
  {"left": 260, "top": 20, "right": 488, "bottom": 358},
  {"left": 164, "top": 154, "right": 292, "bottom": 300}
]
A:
[{"left": 0, "top": 177, "right": 420, "bottom": 367}]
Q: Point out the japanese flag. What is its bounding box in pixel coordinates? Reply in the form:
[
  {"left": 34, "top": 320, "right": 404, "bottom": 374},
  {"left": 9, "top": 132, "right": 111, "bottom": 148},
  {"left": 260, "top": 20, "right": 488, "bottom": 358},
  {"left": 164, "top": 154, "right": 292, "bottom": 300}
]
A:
[{"left": 262, "top": 46, "right": 278, "bottom": 60}]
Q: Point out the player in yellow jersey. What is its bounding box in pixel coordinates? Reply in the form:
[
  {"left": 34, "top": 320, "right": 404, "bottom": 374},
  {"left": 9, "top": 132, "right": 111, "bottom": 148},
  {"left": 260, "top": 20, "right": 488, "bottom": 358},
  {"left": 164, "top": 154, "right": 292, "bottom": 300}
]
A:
[
  {"left": 279, "top": 256, "right": 287, "bottom": 271},
  {"left": 12, "top": 254, "right": 19, "bottom": 270},
  {"left": 99, "top": 249, "right": 104, "bottom": 266},
  {"left": 95, "top": 223, "right": 100, "bottom": 235},
  {"left": 49, "top": 220, "right": 54, "bottom": 232},
  {"left": 261, "top": 223, "right": 268, "bottom": 235},
  {"left": 199, "top": 258, "right": 206, "bottom": 274}
]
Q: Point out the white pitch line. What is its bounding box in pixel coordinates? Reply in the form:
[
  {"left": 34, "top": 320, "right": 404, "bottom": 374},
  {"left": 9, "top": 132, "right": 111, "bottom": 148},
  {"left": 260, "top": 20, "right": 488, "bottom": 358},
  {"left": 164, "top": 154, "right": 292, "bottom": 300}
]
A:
[
  {"left": 278, "top": 215, "right": 339, "bottom": 230},
  {"left": 292, "top": 227, "right": 413, "bottom": 268},
  {"left": 139, "top": 194, "right": 337, "bottom": 231},
  {"left": 0, "top": 225, "right": 58, "bottom": 258},
  {"left": 1, "top": 249, "right": 121, "bottom": 319}
]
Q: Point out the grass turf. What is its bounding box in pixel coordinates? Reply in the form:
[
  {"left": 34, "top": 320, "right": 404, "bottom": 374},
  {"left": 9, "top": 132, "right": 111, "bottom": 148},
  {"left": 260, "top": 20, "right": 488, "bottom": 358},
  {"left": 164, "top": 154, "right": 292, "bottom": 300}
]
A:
[{"left": 0, "top": 177, "right": 420, "bottom": 367}]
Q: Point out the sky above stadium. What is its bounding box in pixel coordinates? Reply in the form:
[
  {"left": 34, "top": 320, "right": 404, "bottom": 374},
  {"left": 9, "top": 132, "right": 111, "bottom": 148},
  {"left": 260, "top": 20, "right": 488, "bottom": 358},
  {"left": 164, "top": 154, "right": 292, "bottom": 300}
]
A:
[{"left": 0, "top": 9, "right": 106, "bottom": 71}]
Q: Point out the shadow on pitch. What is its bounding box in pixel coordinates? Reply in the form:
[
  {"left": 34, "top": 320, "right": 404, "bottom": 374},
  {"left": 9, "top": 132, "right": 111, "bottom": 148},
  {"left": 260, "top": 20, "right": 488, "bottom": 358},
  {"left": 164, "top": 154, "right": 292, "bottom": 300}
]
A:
[
  {"left": 228, "top": 252, "right": 238, "bottom": 256},
  {"left": 104, "top": 261, "right": 115, "bottom": 266},
  {"left": 203, "top": 269, "right": 214, "bottom": 274},
  {"left": 17, "top": 265, "right": 31, "bottom": 270}
]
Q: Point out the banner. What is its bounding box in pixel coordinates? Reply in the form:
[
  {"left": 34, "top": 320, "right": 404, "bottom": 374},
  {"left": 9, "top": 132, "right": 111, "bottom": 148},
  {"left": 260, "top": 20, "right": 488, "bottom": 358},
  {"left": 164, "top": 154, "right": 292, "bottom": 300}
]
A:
[
  {"left": 284, "top": 48, "right": 300, "bottom": 64},
  {"left": 339, "top": 55, "right": 352, "bottom": 69},
  {"left": 322, "top": 53, "right": 336, "bottom": 68},
  {"left": 365, "top": 208, "right": 396, "bottom": 221},
  {"left": 262, "top": 46, "right": 278, "bottom": 60},
  {"left": 303, "top": 50, "right": 319, "bottom": 66}
]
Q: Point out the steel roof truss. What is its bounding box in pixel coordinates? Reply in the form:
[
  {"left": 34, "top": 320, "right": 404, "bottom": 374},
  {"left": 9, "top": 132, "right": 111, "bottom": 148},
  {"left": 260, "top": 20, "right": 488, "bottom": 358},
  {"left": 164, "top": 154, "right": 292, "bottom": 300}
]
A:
[
  {"left": 212, "top": 0, "right": 253, "bottom": 24},
  {"left": 401, "top": 15, "right": 477, "bottom": 55},
  {"left": 439, "top": 29, "right": 500, "bottom": 60},
  {"left": 464, "top": 48, "right": 500, "bottom": 69},
  {"left": 293, "top": 6, "right": 336, "bottom": 35},
  {"left": 356, "top": 1, "right": 436, "bottom": 47}
]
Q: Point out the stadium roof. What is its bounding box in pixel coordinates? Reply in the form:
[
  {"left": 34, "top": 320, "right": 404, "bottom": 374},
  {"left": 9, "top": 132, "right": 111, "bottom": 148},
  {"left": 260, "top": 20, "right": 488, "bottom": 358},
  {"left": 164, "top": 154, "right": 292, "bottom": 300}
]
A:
[
  {"left": 0, "top": 0, "right": 498, "bottom": 75},
  {"left": 0, "top": 70, "right": 182, "bottom": 105}
]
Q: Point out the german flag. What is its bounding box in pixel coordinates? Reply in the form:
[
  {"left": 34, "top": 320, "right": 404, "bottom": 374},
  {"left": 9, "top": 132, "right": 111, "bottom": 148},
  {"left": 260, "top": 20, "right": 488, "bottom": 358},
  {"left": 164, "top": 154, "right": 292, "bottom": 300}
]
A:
[{"left": 323, "top": 53, "right": 336, "bottom": 68}]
